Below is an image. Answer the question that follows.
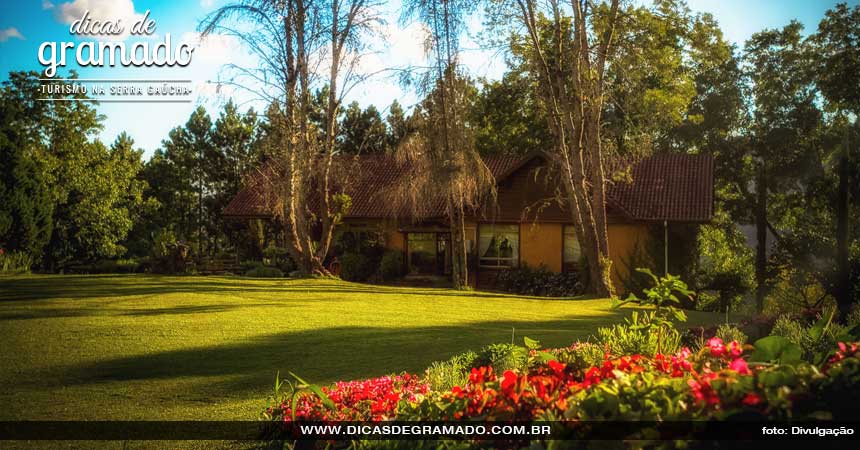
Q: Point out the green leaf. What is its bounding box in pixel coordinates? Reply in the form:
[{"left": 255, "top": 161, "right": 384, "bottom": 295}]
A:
[
  {"left": 750, "top": 336, "right": 803, "bottom": 365},
  {"left": 808, "top": 309, "right": 834, "bottom": 343},
  {"left": 839, "top": 324, "right": 860, "bottom": 341},
  {"left": 289, "top": 372, "right": 336, "bottom": 411},
  {"left": 537, "top": 351, "right": 557, "bottom": 362},
  {"left": 635, "top": 267, "right": 659, "bottom": 284},
  {"left": 523, "top": 336, "right": 541, "bottom": 350},
  {"left": 671, "top": 309, "right": 687, "bottom": 322}
]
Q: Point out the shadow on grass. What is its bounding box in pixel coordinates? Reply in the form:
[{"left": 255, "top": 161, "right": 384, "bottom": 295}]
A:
[{"left": 55, "top": 316, "right": 626, "bottom": 395}]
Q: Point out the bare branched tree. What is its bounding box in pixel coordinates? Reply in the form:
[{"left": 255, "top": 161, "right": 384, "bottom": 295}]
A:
[
  {"left": 492, "top": 0, "right": 622, "bottom": 297},
  {"left": 390, "top": 0, "right": 496, "bottom": 289},
  {"left": 199, "top": 0, "right": 382, "bottom": 275}
]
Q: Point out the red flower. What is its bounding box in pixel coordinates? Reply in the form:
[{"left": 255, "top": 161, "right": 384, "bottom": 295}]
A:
[
  {"left": 451, "top": 385, "right": 464, "bottom": 398},
  {"left": 500, "top": 370, "right": 518, "bottom": 392},
  {"left": 469, "top": 366, "right": 495, "bottom": 385},
  {"left": 583, "top": 366, "right": 602, "bottom": 387},
  {"left": 742, "top": 392, "right": 761, "bottom": 406},
  {"left": 548, "top": 360, "right": 566, "bottom": 376},
  {"left": 687, "top": 378, "right": 720, "bottom": 406}
]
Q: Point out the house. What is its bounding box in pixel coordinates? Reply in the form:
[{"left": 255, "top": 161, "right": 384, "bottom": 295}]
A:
[{"left": 223, "top": 152, "right": 714, "bottom": 290}]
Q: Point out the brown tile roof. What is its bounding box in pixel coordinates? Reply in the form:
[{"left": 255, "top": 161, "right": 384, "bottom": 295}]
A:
[
  {"left": 223, "top": 153, "right": 713, "bottom": 223},
  {"left": 607, "top": 153, "right": 714, "bottom": 222}
]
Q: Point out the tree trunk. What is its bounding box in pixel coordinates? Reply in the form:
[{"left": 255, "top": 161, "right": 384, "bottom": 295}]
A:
[
  {"left": 458, "top": 203, "right": 469, "bottom": 287},
  {"left": 755, "top": 164, "right": 768, "bottom": 313},
  {"left": 835, "top": 126, "right": 851, "bottom": 320},
  {"left": 587, "top": 107, "right": 614, "bottom": 298},
  {"left": 447, "top": 197, "right": 466, "bottom": 289}
]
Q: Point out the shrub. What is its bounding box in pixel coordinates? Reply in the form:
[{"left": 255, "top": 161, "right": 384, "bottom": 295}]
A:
[
  {"left": 546, "top": 342, "right": 606, "bottom": 376},
  {"left": 716, "top": 323, "right": 749, "bottom": 345},
  {"left": 0, "top": 250, "right": 33, "bottom": 274},
  {"left": 262, "top": 245, "right": 295, "bottom": 273},
  {"left": 378, "top": 251, "right": 404, "bottom": 281},
  {"left": 604, "top": 268, "right": 691, "bottom": 356},
  {"left": 741, "top": 313, "right": 778, "bottom": 341},
  {"left": 770, "top": 307, "right": 854, "bottom": 362},
  {"left": 474, "top": 343, "right": 528, "bottom": 373},
  {"left": 240, "top": 260, "right": 264, "bottom": 273},
  {"left": 339, "top": 252, "right": 374, "bottom": 282},
  {"left": 93, "top": 258, "right": 140, "bottom": 274},
  {"left": 681, "top": 325, "right": 717, "bottom": 351},
  {"left": 493, "top": 263, "right": 585, "bottom": 297},
  {"left": 423, "top": 350, "right": 478, "bottom": 392},
  {"left": 150, "top": 228, "right": 190, "bottom": 274},
  {"left": 596, "top": 311, "right": 682, "bottom": 356},
  {"left": 770, "top": 314, "right": 806, "bottom": 346},
  {"left": 245, "top": 266, "right": 284, "bottom": 278}
]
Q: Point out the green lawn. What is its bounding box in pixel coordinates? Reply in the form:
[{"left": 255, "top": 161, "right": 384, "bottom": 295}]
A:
[{"left": 0, "top": 274, "right": 724, "bottom": 421}]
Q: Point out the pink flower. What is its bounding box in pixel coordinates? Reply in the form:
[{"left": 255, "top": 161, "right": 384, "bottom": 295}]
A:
[
  {"left": 708, "top": 337, "right": 725, "bottom": 357},
  {"left": 729, "top": 358, "right": 750, "bottom": 375},
  {"left": 727, "top": 341, "right": 743, "bottom": 359}
]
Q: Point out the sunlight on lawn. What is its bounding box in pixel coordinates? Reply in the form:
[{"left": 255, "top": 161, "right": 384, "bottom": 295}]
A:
[{"left": 0, "top": 275, "right": 723, "bottom": 421}]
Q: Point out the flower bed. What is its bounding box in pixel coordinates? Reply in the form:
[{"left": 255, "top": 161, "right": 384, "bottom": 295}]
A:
[
  {"left": 264, "top": 338, "right": 860, "bottom": 443},
  {"left": 266, "top": 373, "right": 429, "bottom": 422}
]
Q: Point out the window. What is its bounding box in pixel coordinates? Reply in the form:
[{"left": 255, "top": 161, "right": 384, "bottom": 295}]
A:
[
  {"left": 334, "top": 228, "right": 384, "bottom": 255},
  {"left": 563, "top": 226, "right": 582, "bottom": 270},
  {"left": 407, "top": 233, "right": 436, "bottom": 275},
  {"left": 479, "top": 224, "right": 519, "bottom": 268}
]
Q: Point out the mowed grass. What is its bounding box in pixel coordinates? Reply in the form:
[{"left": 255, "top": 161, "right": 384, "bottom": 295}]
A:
[{"left": 0, "top": 274, "right": 723, "bottom": 421}]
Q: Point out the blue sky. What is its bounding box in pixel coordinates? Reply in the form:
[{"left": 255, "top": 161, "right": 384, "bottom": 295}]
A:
[{"left": 0, "top": 0, "right": 857, "bottom": 158}]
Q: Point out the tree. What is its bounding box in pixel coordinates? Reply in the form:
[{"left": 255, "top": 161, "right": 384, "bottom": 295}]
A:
[
  {"left": 200, "top": 0, "right": 381, "bottom": 275},
  {"left": 209, "top": 100, "right": 261, "bottom": 252},
  {"left": 152, "top": 107, "right": 213, "bottom": 253},
  {"left": 471, "top": 71, "right": 550, "bottom": 156},
  {"left": 339, "top": 101, "right": 388, "bottom": 154},
  {"left": 386, "top": 100, "right": 411, "bottom": 150},
  {"left": 492, "top": 0, "right": 622, "bottom": 297},
  {"left": 810, "top": 2, "right": 860, "bottom": 318},
  {"left": 0, "top": 73, "right": 54, "bottom": 261},
  {"left": 74, "top": 133, "right": 148, "bottom": 259},
  {"left": 392, "top": 0, "right": 496, "bottom": 289},
  {"left": 0, "top": 72, "right": 147, "bottom": 269},
  {"left": 743, "top": 22, "right": 822, "bottom": 312}
]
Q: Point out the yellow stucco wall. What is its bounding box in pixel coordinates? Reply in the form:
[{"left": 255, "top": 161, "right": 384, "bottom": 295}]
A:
[
  {"left": 340, "top": 218, "right": 652, "bottom": 293},
  {"left": 607, "top": 223, "right": 652, "bottom": 292},
  {"left": 519, "top": 223, "right": 563, "bottom": 272}
]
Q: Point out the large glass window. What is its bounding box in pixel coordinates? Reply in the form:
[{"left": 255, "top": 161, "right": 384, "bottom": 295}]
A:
[
  {"left": 563, "top": 226, "right": 582, "bottom": 270},
  {"left": 479, "top": 224, "right": 519, "bottom": 268},
  {"left": 407, "top": 233, "right": 436, "bottom": 275}
]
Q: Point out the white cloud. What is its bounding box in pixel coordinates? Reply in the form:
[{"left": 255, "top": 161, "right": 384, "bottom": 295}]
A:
[
  {"left": 179, "top": 32, "right": 246, "bottom": 65},
  {"left": 200, "top": 0, "right": 215, "bottom": 8},
  {"left": 0, "top": 27, "right": 24, "bottom": 42},
  {"left": 383, "top": 22, "right": 430, "bottom": 69},
  {"left": 42, "top": 0, "right": 55, "bottom": 10},
  {"left": 51, "top": 0, "right": 143, "bottom": 40}
]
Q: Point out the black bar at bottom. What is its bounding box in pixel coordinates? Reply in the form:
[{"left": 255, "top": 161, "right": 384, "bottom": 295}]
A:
[{"left": 0, "top": 421, "right": 858, "bottom": 441}]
